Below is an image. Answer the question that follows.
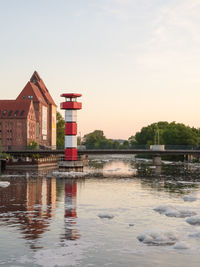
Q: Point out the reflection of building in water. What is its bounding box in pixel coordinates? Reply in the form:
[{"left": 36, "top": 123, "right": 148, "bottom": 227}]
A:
[
  {"left": 61, "top": 180, "right": 80, "bottom": 241},
  {"left": 0, "top": 177, "right": 56, "bottom": 245}
]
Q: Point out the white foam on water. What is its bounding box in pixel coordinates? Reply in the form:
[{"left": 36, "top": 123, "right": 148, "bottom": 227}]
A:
[
  {"left": 173, "top": 242, "right": 189, "bottom": 250},
  {"left": 186, "top": 216, "right": 200, "bottom": 225},
  {"left": 52, "top": 171, "right": 88, "bottom": 178},
  {"left": 0, "top": 181, "right": 10, "bottom": 188},
  {"left": 18, "top": 241, "right": 90, "bottom": 267},
  {"left": 154, "top": 205, "right": 197, "bottom": 218},
  {"left": 162, "top": 161, "right": 173, "bottom": 165},
  {"left": 182, "top": 195, "right": 198, "bottom": 202},
  {"left": 189, "top": 231, "right": 200, "bottom": 238},
  {"left": 178, "top": 181, "right": 200, "bottom": 185},
  {"left": 137, "top": 230, "right": 178, "bottom": 246},
  {"left": 98, "top": 213, "right": 114, "bottom": 219},
  {"left": 18, "top": 255, "right": 32, "bottom": 264},
  {"left": 106, "top": 169, "right": 114, "bottom": 172}
]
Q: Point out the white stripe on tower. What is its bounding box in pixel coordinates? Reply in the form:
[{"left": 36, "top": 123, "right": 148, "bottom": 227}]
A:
[{"left": 65, "top": 110, "right": 77, "bottom": 160}]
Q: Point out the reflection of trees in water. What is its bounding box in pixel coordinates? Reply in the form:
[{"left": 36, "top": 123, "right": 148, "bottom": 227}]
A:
[
  {"left": 129, "top": 161, "right": 200, "bottom": 194},
  {"left": 135, "top": 162, "right": 200, "bottom": 178},
  {"left": 0, "top": 176, "right": 56, "bottom": 249},
  {"left": 138, "top": 174, "right": 200, "bottom": 195}
]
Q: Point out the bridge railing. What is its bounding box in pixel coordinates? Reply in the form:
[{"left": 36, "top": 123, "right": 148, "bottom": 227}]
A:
[
  {"left": 1, "top": 145, "right": 61, "bottom": 151},
  {"left": 1, "top": 145, "right": 200, "bottom": 152},
  {"left": 78, "top": 145, "right": 200, "bottom": 151}
]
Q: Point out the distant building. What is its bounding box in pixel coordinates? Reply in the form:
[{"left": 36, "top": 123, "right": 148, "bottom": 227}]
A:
[{"left": 0, "top": 71, "right": 57, "bottom": 149}]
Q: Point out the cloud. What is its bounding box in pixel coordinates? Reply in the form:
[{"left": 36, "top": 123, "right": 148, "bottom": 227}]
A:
[
  {"left": 92, "top": 0, "right": 152, "bottom": 20},
  {"left": 135, "top": 0, "right": 200, "bottom": 75},
  {"left": 151, "top": 0, "right": 200, "bottom": 45}
]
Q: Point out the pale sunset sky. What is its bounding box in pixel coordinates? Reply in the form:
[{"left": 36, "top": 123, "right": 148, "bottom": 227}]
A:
[{"left": 1, "top": 0, "right": 200, "bottom": 139}]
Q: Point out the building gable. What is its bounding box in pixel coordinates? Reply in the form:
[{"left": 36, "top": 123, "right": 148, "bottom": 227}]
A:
[
  {"left": 30, "top": 71, "right": 56, "bottom": 107},
  {"left": 16, "top": 81, "right": 47, "bottom": 106}
]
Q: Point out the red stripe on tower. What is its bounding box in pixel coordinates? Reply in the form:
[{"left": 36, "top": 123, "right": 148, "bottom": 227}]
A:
[{"left": 65, "top": 122, "right": 77, "bottom": 135}]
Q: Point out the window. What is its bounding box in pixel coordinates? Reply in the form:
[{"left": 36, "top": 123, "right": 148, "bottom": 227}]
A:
[
  {"left": 14, "top": 110, "right": 18, "bottom": 117},
  {"left": 2, "top": 110, "right": 7, "bottom": 116},
  {"left": 8, "top": 110, "right": 13, "bottom": 116},
  {"left": 20, "top": 110, "right": 25, "bottom": 116},
  {"left": 28, "top": 96, "right": 33, "bottom": 99},
  {"left": 22, "top": 96, "right": 26, "bottom": 99}
]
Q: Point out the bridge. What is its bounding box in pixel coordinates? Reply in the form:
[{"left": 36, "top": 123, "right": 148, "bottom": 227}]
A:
[
  {"left": 2, "top": 147, "right": 199, "bottom": 168},
  {"left": 2, "top": 148, "right": 200, "bottom": 157}
]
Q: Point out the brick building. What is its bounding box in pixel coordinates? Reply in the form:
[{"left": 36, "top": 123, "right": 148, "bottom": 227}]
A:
[{"left": 0, "top": 71, "right": 57, "bottom": 149}]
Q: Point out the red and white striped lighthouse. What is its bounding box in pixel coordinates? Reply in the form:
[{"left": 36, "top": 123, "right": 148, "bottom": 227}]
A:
[{"left": 60, "top": 93, "right": 82, "bottom": 161}]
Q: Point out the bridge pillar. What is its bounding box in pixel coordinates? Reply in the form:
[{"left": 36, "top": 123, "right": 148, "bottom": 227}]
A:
[
  {"left": 152, "top": 155, "right": 162, "bottom": 166},
  {"left": 153, "top": 165, "right": 162, "bottom": 175},
  {"left": 58, "top": 93, "right": 83, "bottom": 172}
]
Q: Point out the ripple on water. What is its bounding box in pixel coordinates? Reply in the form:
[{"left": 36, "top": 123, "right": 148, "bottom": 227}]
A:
[
  {"left": 173, "top": 242, "right": 189, "bottom": 250},
  {"left": 182, "top": 195, "right": 198, "bottom": 202},
  {"left": 98, "top": 213, "right": 115, "bottom": 219}
]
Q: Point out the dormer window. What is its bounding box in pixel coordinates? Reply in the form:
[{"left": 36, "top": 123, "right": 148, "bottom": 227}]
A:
[
  {"left": 32, "top": 78, "right": 37, "bottom": 84},
  {"left": 8, "top": 110, "right": 13, "bottom": 116}
]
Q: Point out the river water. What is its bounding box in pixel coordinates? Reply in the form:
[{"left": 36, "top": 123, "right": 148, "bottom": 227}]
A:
[{"left": 1, "top": 155, "right": 200, "bottom": 266}]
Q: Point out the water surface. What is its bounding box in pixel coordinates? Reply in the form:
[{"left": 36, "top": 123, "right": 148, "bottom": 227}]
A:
[{"left": 1, "top": 156, "right": 200, "bottom": 266}]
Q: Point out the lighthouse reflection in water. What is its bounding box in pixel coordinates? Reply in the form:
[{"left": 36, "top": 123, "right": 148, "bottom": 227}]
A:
[{"left": 61, "top": 180, "right": 80, "bottom": 242}]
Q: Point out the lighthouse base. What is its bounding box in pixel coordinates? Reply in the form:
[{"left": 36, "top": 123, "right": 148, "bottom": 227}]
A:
[{"left": 58, "top": 160, "right": 84, "bottom": 172}]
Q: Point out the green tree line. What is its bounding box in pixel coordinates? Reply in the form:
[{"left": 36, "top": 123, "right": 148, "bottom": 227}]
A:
[{"left": 132, "top": 121, "right": 200, "bottom": 148}]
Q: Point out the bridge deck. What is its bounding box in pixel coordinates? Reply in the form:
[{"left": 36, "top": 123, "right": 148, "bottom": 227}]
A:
[{"left": 2, "top": 149, "right": 200, "bottom": 156}]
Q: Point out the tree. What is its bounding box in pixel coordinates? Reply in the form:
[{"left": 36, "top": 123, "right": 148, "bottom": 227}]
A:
[
  {"left": 131, "top": 121, "right": 200, "bottom": 147},
  {"left": 121, "top": 140, "right": 130, "bottom": 149},
  {"left": 56, "top": 112, "right": 65, "bottom": 148},
  {"left": 83, "top": 130, "right": 107, "bottom": 149},
  {"left": 162, "top": 122, "right": 200, "bottom": 146},
  {"left": 77, "top": 136, "right": 81, "bottom": 146},
  {"left": 112, "top": 140, "right": 121, "bottom": 149},
  {"left": 27, "top": 140, "right": 38, "bottom": 150}
]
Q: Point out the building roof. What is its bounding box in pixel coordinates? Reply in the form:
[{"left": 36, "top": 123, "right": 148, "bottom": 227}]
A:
[
  {"left": 30, "top": 71, "right": 57, "bottom": 106},
  {"left": 0, "top": 100, "right": 34, "bottom": 119},
  {"left": 61, "top": 93, "right": 82, "bottom": 98},
  {"left": 16, "top": 81, "right": 48, "bottom": 106}
]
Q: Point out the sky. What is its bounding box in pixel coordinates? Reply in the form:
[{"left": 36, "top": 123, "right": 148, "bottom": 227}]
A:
[{"left": 1, "top": 0, "right": 200, "bottom": 139}]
